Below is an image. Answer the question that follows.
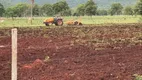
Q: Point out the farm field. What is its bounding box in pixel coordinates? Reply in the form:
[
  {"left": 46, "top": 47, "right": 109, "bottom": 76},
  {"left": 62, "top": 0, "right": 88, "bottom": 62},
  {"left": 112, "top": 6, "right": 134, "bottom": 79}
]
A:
[
  {"left": 0, "top": 15, "right": 141, "bottom": 27},
  {"left": 0, "top": 24, "right": 142, "bottom": 80}
]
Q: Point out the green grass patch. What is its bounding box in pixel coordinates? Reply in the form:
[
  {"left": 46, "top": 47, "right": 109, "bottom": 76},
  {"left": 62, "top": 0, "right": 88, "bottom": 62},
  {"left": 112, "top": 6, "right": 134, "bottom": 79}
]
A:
[
  {"left": 0, "top": 15, "right": 141, "bottom": 27},
  {"left": 134, "top": 74, "right": 142, "bottom": 80}
]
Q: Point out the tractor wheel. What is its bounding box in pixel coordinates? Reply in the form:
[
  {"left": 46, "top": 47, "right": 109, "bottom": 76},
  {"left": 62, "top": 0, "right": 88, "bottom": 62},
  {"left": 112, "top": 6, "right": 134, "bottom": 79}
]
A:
[{"left": 55, "top": 19, "right": 63, "bottom": 26}]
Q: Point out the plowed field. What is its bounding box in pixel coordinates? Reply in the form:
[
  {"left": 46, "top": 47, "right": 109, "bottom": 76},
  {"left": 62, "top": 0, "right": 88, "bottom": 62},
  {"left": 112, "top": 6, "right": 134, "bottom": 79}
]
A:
[{"left": 0, "top": 24, "right": 142, "bottom": 80}]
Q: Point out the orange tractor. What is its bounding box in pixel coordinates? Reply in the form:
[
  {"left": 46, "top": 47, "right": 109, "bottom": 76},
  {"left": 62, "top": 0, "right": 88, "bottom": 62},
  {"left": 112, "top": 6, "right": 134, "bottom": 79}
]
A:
[
  {"left": 43, "top": 17, "right": 63, "bottom": 26},
  {"left": 44, "top": 16, "right": 82, "bottom": 26}
]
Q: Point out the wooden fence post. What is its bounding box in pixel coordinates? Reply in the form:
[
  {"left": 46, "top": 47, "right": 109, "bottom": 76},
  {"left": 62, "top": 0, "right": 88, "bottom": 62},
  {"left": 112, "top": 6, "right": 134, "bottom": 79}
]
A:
[{"left": 11, "top": 28, "right": 17, "bottom": 80}]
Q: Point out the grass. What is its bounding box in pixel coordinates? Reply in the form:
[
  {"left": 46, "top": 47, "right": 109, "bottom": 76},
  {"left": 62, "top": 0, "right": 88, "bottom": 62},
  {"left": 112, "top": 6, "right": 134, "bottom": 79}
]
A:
[
  {"left": 0, "top": 17, "right": 45, "bottom": 27},
  {"left": 134, "top": 74, "right": 142, "bottom": 80},
  {"left": 0, "top": 15, "right": 141, "bottom": 27}
]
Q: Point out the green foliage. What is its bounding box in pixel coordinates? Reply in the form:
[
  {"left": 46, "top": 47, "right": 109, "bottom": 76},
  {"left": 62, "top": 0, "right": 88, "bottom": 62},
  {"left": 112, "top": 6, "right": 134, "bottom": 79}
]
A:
[
  {"left": 2, "top": 0, "right": 140, "bottom": 17},
  {"left": 138, "top": 16, "right": 142, "bottom": 22},
  {"left": 5, "top": 3, "right": 41, "bottom": 17},
  {"left": 109, "top": 3, "right": 123, "bottom": 15},
  {"left": 124, "top": 6, "right": 133, "bottom": 15},
  {"left": 97, "top": 9, "right": 108, "bottom": 15},
  {"left": 76, "top": 4, "right": 85, "bottom": 16},
  {"left": 5, "top": 3, "right": 29, "bottom": 17},
  {"left": 0, "top": 3, "right": 5, "bottom": 17},
  {"left": 4, "top": 1, "right": 71, "bottom": 17},
  {"left": 14, "top": 3, "right": 29, "bottom": 17},
  {"left": 76, "top": 0, "right": 97, "bottom": 16},
  {"left": 53, "top": 1, "right": 70, "bottom": 16},
  {"left": 60, "top": 9, "right": 72, "bottom": 16},
  {"left": 33, "top": 4, "right": 40, "bottom": 16},
  {"left": 0, "top": 0, "right": 137, "bottom": 9},
  {"left": 84, "top": 0, "right": 97, "bottom": 16},
  {"left": 134, "top": 0, "right": 142, "bottom": 15},
  {"left": 134, "top": 74, "right": 142, "bottom": 80},
  {"left": 5, "top": 7, "right": 15, "bottom": 17},
  {"left": 41, "top": 4, "right": 54, "bottom": 16},
  {"left": 41, "top": 2, "right": 71, "bottom": 16}
]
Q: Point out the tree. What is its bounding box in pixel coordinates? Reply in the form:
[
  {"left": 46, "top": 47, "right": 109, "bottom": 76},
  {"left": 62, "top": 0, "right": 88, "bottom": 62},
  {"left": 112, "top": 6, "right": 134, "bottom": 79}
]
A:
[
  {"left": 41, "top": 4, "right": 54, "bottom": 16},
  {"left": 124, "top": 6, "right": 133, "bottom": 15},
  {"left": 5, "top": 7, "right": 19, "bottom": 19},
  {"left": 13, "top": 3, "right": 29, "bottom": 17},
  {"left": 134, "top": 0, "right": 142, "bottom": 15},
  {"left": 5, "top": 3, "right": 29, "bottom": 17},
  {"left": 84, "top": 0, "right": 97, "bottom": 16},
  {"left": 97, "top": 9, "right": 108, "bottom": 15},
  {"left": 0, "top": 3, "right": 5, "bottom": 17},
  {"left": 109, "top": 3, "right": 123, "bottom": 15},
  {"left": 60, "top": 9, "right": 72, "bottom": 16},
  {"left": 76, "top": 4, "right": 85, "bottom": 16},
  {"left": 53, "top": 1, "right": 70, "bottom": 15},
  {"left": 5, "top": 7, "right": 14, "bottom": 17},
  {"left": 33, "top": 4, "right": 40, "bottom": 16}
]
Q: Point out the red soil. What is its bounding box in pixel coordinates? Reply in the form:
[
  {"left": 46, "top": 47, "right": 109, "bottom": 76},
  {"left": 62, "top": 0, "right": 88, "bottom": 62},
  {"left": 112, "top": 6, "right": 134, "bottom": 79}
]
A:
[{"left": 0, "top": 24, "right": 142, "bottom": 80}]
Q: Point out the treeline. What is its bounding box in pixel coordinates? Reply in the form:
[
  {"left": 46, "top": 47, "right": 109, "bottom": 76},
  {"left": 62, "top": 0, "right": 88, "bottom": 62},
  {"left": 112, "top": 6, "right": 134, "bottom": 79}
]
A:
[{"left": 0, "top": 0, "right": 142, "bottom": 17}]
